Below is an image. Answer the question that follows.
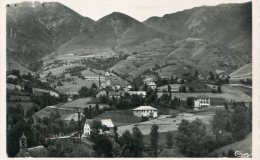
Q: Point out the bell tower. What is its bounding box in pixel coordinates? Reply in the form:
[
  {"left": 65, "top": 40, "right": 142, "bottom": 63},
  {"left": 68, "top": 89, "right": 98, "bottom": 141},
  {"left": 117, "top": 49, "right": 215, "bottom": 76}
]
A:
[
  {"left": 19, "top": 133, "right": 28, "bottom": 151},
  {"left": 105, "top": 71, "right": 111, "bottom": 86},
  {"left": 16, "top": 133, "right": 28, "bottom": 157}
]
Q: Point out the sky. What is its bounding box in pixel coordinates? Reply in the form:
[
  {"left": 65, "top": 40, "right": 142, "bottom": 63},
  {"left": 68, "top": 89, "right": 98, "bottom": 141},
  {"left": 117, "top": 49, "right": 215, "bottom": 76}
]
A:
[{"left": 4, "top": 0, "right": 251, "bottom": 21}]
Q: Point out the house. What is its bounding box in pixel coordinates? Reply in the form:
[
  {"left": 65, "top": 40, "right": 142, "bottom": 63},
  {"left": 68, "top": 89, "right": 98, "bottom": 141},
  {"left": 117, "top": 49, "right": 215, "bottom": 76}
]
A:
[
  {"left": 133, "top": 106, "right": 158, "bottom": 118},
  {"left": 194, "top": 95, "right": 210, "bottom": 111},
  {"left": 83, "top": 119, "right": 93, "bottom": 136},
  {"left": 100, "top": 119, "right": 114, "bottom": 135},
  {"left": 96, "top": 90, "right": 107, "bottom": 98},
  {"left": 127, "top": 91, "right": 147, "bottom": 98},
  {"left": 143, "top": 77, "right": 154, "bottom": 84},
  {"left": 32, "top": 88, "right": 60, "bottom": 98},
  {"left": 7, "top": 74, "right": 18, "bottom": 80},
  {"left": 103, "top": 71, "right": 130, "bottom": 90},
  {"left": 147, "top": 82, "right": 157, "bottom": 90},
  {"left": 82, "top": 119, "right": 114, "bottom": 137},
  {"left": 108, "top": 91, "right": 125, "bottom": 99},
  {"left": 124, "top": 85, "right": 132, "bottom": 91},
  {"left": 82, "top": 70, "right": 105, "bottom": 81}
]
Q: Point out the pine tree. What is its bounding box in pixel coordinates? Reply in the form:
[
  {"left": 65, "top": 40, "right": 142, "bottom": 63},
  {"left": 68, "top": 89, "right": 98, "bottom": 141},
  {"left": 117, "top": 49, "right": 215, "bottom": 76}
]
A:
[
  {"left": 166, "top": 132, "right": 173, "bottom": 149},
  {"left": 150, "top": 124, "right": 159, "bottom": 157}
]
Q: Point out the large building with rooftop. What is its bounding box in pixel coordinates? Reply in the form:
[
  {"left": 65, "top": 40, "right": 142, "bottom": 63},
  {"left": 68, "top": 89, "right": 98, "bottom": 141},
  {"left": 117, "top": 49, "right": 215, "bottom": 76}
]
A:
[{"left": 133, "top": 106, "right": 158, "bottom": 118}]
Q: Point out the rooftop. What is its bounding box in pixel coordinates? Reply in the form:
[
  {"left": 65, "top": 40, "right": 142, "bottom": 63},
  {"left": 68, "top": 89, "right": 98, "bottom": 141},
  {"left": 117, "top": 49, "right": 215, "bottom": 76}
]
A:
[
  {"left": 196, "top": 95, "right": 210, "bottom": 99},
  {"left": 133, "top": 106, "right": 158, "bottom": 111},
  {"left": 101, "top": 119, "right": 114, "bottom": 128}
]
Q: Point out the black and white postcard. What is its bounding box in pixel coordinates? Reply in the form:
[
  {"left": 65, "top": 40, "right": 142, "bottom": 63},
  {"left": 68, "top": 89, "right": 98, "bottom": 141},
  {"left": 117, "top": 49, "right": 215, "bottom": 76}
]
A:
[{"left": 0, "top": 0, "right": 259, "bottom": 159}]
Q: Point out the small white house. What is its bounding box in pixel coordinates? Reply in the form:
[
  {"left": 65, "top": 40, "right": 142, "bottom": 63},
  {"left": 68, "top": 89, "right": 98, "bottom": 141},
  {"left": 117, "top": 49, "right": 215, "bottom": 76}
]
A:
[
  {"left": 133, "top": 106, "right": 158, "bottom": 118},
  {"left": 194, "top": 95, "right": 210, "bottom": 111},
  {"left": 96, "top": 90, "right": 107, "bottom": 98},
  {"left": 127, "top": 91, "right": 147, "bottom": 98},
  {"left": 82, "top": 119, "right": 114, "bottom": 137},
  {"left": 147, "top": 82, "right": 157, "bottom": 90},
  {"left": 83, "top": 119, "right": 93, "bottom": 137}
]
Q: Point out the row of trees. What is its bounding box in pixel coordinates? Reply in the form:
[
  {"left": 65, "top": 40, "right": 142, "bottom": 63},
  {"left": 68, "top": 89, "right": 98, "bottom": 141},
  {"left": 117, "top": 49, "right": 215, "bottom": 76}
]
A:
[
  {"left": 91, "top": 123, "right": 164, "bottom": 157},
  {"left": 176, "top": 104, "right": 252, "bottom": 157}
]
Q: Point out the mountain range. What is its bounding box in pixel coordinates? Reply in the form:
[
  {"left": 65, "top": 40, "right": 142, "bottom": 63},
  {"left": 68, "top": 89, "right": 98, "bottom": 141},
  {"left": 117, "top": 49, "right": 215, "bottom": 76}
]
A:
[{"left": 6, "top": 1, "right": 252, "bottom": 76}]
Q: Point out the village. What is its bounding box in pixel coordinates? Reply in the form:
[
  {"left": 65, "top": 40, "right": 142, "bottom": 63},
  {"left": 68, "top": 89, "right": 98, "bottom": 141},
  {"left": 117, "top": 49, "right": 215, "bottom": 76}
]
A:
[
  {"left": 5, "top": 0, "right": 253, "bottom": 158},
  {"left": 7, "top": 53, "right": 252, "bottom": 157}
]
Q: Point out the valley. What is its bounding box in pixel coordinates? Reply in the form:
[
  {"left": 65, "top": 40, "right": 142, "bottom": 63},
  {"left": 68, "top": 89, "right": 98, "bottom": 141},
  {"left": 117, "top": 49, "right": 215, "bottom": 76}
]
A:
[{"left": 6, "top": 1, "right": 252, "bottom": 158}]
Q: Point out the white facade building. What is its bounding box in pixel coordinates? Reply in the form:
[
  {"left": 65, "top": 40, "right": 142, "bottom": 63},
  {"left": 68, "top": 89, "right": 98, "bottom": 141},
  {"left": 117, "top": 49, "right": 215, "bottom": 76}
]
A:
[
  {"left": 127, "top": 91, "right": 147, "bottom": 98},
  {"left": 133, "top": 106, "right": 158, "bottom": 118},
  {"left": 147, "top": 82, "right": 157, "bottom": 90},
  {"left": 194, "top": 95, "right": 210, "bottom": 111}
]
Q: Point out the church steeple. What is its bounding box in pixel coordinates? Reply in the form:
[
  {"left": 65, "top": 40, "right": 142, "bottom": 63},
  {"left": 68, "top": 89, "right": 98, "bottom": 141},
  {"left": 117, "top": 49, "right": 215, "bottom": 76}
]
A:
[{"left": 105, "top": 71, "right": 111, "bottom": 86}]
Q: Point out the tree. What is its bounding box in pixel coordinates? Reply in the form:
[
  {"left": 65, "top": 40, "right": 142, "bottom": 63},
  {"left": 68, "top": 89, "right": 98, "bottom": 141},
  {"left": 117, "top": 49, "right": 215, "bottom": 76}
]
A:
[
  {"left": 159, "top": 93, "right": 170, "bottom": 104},
  {"left": 95, "top": 104, "right": 100, "bottom": 114},
  {"left": 212, "top": 110, "right": 232, "bottom": 135},
  {"left": 227, "top": 149, "right": 235, "bottom": 157},
  {"left": 231, "top": 106, "right": 250, "bottom": 141},
  {"left": 91, "top": 120, "right": 102, "bottom": 135},
  {"left": 118, "top": 130, "right": 134, "bottom": 157},
  {"left": 47, "top": 139, "right": 91, "bottom": 157},
  {"left": 167, "top": 84, "right": 172, "bottom": 101},
  {"left": 176, "top": 119, "right": 211, "bottom": 157},
  {"left": 179, "top": 85, "right": 187, "bottom": 92},
  {"left": 194, "top": 70, "right": 199, "bottom": 79},
  {"left": 132, "top": 125, "right": 144, "bottom": 157},
  {"left": 145, "top": 88, "right": 158, "bottom": 103},
  {"left": 209, "top": 71, "right": 215, "bottom": 80},
  {"left": 186, "top": 97, "right": 194, "bottom": 109},
  {"left": 217, "top": 85, "right": 222, "bottom": 93},
  {"left": 130, "top": 94, "right": 143, "bottom": 107},
  {"left": 166, "top": 132, "right": 173, "bottom": 149},
  {"left": 150, "top": 124, "right": 159, "bottom": 157},
  {"left": 93, "top": 134, "right": 113, "bottom": 157}
]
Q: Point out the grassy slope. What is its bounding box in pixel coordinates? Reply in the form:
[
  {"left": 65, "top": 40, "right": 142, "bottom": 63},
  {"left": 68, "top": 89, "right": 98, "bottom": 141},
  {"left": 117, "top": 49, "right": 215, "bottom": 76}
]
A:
[
  {"left": 210, "top": 133, "right": 252, "bottom": 157},
  {"left": 96, "top": 110, "right": 141, "bottom": 127}
]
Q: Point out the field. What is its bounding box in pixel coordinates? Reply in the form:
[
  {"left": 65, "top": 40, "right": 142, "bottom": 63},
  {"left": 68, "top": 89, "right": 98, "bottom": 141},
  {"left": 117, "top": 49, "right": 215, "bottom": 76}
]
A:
[
  {"left": 55, "top": 77, "right": 100, "bottom": 93},
  {"left": 210, "top": 133, "right": 252, "bottom": 157},
  {"left": 157, "top": 84, "right": 251, "bottom": 103},
  {"left": 233, "top": 86, "right": 252, "bottom": 97},
  {"left": 58, "top": 97, "right": 110, "bottom": 110},
  {"left": 143, "top": 131, "right": 178, "bottom": 147},
  {"left": 117, "top": 111, "right": 215, "bottom": 136},
  {"left": 32, "top": 106, "right": 76, "bottom": 119},
  {"left": 96, "top": 110, "right": 141, "bottom": 127}
]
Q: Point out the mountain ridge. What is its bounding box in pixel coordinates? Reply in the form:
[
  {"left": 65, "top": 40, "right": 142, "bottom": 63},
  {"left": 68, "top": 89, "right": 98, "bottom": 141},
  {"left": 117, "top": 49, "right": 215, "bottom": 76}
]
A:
[{"left": 6, "top": 1, "right": 252, "bottom": 76}]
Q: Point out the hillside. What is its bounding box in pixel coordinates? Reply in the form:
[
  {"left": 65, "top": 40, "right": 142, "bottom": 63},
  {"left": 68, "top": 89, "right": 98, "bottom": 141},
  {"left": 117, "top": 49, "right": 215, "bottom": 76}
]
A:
[
  {"left": 229, "top": 63, "right": 252, "bottom": 79},
  {"left": 6, "top": 1, "right": 94, "bottom": 70},
  {"left": 110, "top": 38, "right": 248, "bottom": 78},
  {"left": 144, "top": 2, "right": 252, "bottom": 57},
  {"left": 210, "top": 133, "right": 252, "bottom": 157}
]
